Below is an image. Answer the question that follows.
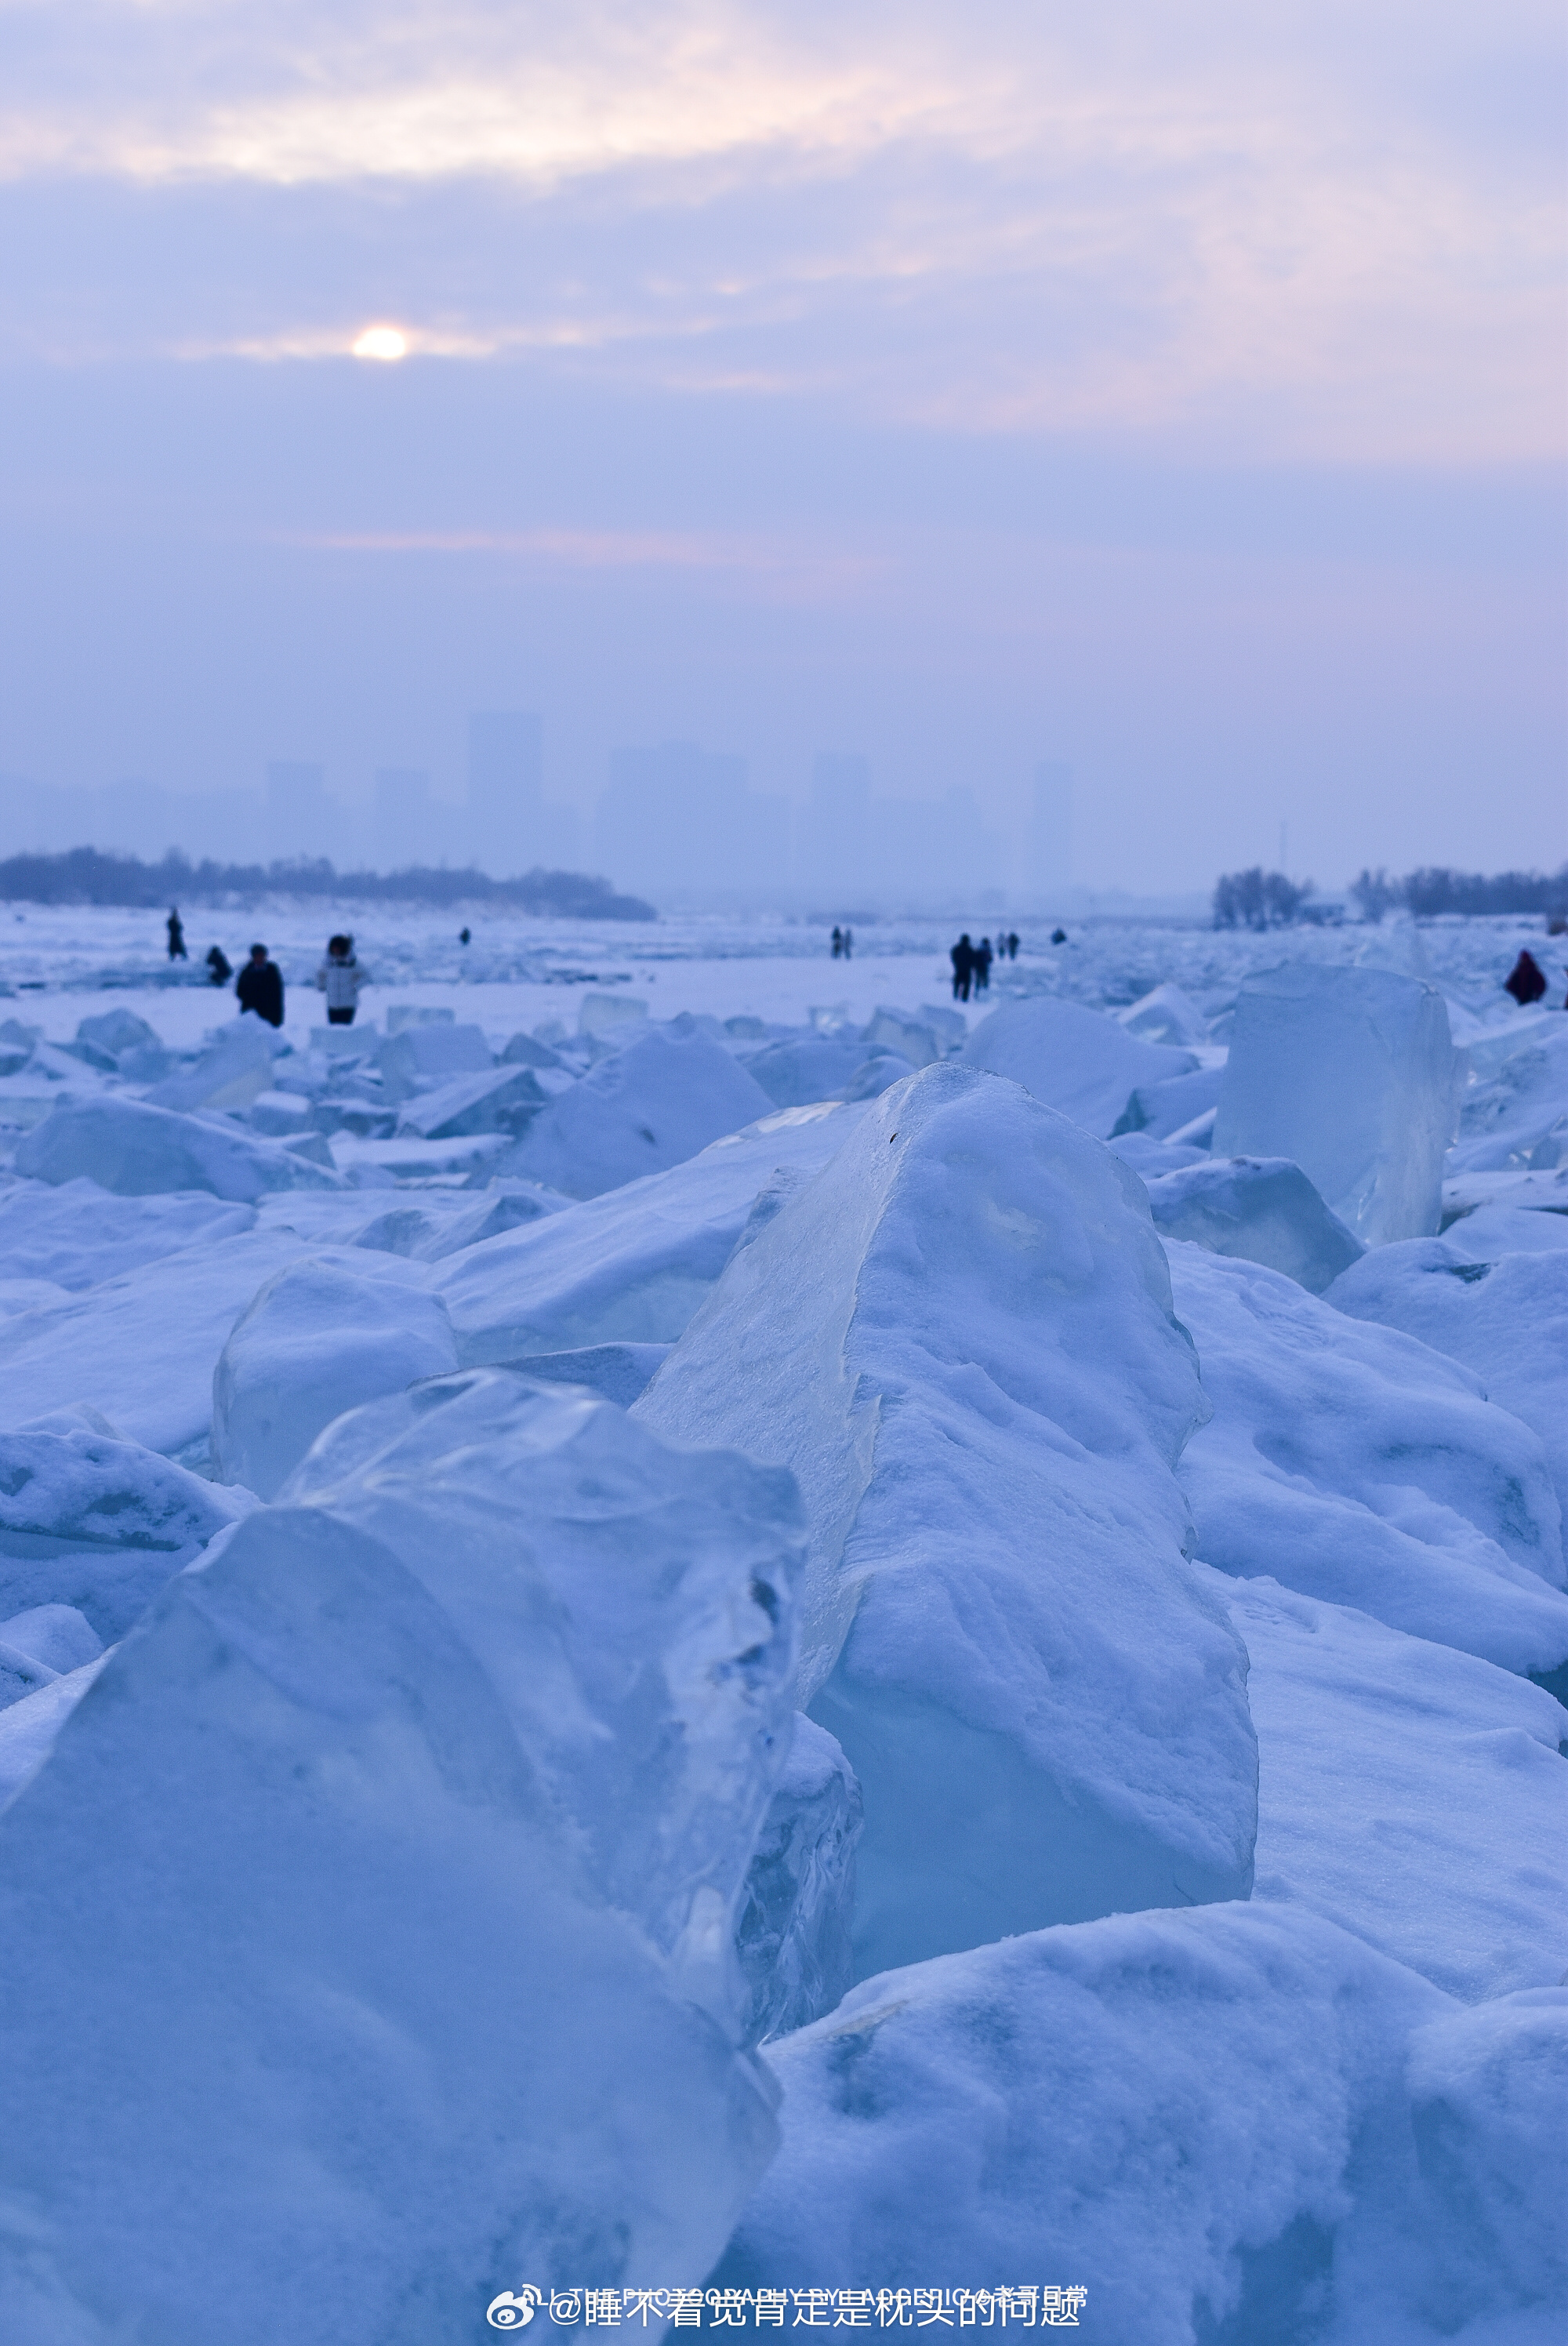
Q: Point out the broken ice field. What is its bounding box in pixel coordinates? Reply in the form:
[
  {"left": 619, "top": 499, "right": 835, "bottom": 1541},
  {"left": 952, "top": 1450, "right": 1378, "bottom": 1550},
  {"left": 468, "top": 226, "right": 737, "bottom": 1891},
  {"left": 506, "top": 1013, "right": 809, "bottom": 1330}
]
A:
[{"left": 0, "top": 911, "right": 1563, "bottom": 2346}]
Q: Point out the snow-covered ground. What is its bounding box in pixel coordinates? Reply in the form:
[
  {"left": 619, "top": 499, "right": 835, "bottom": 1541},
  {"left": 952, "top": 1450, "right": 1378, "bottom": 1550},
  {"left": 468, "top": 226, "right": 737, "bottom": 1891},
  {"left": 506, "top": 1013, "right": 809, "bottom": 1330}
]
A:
[{"left": 0, "top": 902, "right": 1565, "bottom": 2346}]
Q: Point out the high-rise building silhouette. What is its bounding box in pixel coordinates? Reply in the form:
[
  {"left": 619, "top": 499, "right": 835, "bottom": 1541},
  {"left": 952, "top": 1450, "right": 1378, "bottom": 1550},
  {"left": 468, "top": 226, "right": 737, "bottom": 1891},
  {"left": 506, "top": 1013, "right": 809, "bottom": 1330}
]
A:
[
  {"left": 373, "top": 767, "right": 434, "bottom": 870},
  {"left": 466, "top": 711, "right": 542, "bottom": 874},
  {"left": 595, "top": 741, "right": 788, "bottom": 900},
  {"left": 265, "top": 761, "right": 328, "bottom": 859}
]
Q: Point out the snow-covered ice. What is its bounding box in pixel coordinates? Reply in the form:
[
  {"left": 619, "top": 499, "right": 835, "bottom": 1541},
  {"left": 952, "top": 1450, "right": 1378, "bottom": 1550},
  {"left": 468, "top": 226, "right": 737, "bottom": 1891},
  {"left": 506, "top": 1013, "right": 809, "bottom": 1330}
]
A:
[
  {"left": 144, "top": 1010, "right": 279, "bottom": 1112},
  {"left": 497, "top": 1018, "right": 775, "bottom": 1197},
  {"left": 0, "top": 1175, "right": 254, "bottom": 1285},
  {"left": 16, "top": 1092, "right": 342, "bottom": 1199},
  {"left": 714, "top": 1904, "right": 1504, "bottom": 2342},
  {"left": 960, "top": 995, "right": 1200, "bottom": 1136},
  {"left": 435, "top": 1102, "right": 866, "bottom": 1362},
  {"left": 740, "top": 1035, "right": 873, "bottom": 1107},
  {"left": 393, "top": 1062, "right": 546, "bottom": 1138},
  {"left": 0, "top": 1374, "right": 802, "bottom": 2343},
  {"left": 0, "top": 1425, "right": 252, "bottom": 1638},
  {"left": 637, "top": 1066, "right": 1258, "bottom": 1977},
  {"left": 1328, "top": 1239, "right": 1568, "bottom": 1529},
  {"left": 1146, "top": 1154, "right": 1367, "bottom": 1291},
  {"left": 0, "top": 1227, "right": 340, "bottom": 1459},
  {"left": 0, "top": 902, "right": 1563, "bottom": 2342},
  {"left": 1212, "top": 1568, "right": 1568, "bottom": 2000},
  {"left": 1167, "top": 1241, "right": 1568, "bottom": 1672}
]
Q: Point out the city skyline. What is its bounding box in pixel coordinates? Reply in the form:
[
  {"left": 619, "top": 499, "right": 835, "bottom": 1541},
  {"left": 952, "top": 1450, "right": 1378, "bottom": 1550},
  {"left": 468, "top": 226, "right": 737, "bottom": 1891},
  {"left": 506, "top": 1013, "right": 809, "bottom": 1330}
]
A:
[{"left": 0, "top": 719, "right": 1073, "bottom": 909}]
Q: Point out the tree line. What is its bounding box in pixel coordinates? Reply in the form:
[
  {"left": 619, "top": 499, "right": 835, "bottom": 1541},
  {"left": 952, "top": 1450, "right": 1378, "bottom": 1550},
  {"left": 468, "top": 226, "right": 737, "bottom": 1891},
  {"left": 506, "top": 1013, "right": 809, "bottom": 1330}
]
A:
[
  {"left": 1214, "top": 862, "right": 1568, "bottom": 929},
  {"left": 1349, "top": 865, "right": 1568, "bottom": 921},
  {"left": 0, "top": 847, "right": 655, "bottom": 921}
]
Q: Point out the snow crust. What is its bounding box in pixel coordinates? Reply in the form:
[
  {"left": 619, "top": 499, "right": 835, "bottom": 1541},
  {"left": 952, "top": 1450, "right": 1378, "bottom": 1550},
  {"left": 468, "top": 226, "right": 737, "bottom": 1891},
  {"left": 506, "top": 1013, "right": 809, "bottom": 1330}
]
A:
[
  {"left": 1327, "top": 1240, "right": 1568, "bottom": 1528},
  {"left": 716, "top": 1902, "right": 1493, "bottom": 2344},
  {"left": 638, "top": 1066, "right": 1258, "bottom": 1977},
  {"left": 0, "top": 1425, "right": 252, "bottom": 1639},
  {"left": 498, "top": 1019, "right": 775, "bottom": 1197},
  {"left": 1167, "top": 1241, "right": 1568, "bottom": 1672},
  {"left": 1147, "top": 1153, "right": 1367, "bottom": 1291},
  {"left": 960, "top": 996, "right": 1200, "bottom": 1136},
  {"left": 1216, "top": 1568, "right": 1568, "bottom": 2000},
  {"left": 16, "top": 1094, "right": 342, "bottom": 1199}
]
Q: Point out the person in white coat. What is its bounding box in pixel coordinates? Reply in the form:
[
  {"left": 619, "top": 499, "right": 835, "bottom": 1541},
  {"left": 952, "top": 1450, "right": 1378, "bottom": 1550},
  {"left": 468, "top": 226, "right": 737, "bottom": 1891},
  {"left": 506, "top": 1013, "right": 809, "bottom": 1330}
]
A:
[{"left": 315, "top": 933, "right": 367, "bottom": 1026}]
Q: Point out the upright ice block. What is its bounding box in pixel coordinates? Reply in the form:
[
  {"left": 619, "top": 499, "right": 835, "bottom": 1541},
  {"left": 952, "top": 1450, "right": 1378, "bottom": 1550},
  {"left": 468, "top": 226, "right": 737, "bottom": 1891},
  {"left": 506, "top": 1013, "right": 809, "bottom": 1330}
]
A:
[{"left": 1212, "top": 964, "right": 1456, "bottom": 1244}]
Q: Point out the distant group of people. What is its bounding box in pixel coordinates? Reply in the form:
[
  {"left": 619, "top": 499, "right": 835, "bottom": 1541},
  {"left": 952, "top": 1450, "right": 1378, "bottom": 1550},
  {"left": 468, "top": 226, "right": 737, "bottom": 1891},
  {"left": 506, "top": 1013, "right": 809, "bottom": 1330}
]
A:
[
  {"left": 949, "top": 931, "right": 1019, "bottom": 1001},
  {"left": 830, "top": 926, "right": 855, "bottom": 958},
  {"left": 164, "top": 907, "right": 366, "bottom": 1029}
]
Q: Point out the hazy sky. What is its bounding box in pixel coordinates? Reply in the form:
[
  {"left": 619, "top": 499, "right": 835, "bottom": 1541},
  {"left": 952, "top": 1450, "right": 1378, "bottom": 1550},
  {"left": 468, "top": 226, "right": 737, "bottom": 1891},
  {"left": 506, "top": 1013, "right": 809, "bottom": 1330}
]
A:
[{"left": 1, "top": 1, "right": 1563, "bottom": 892}]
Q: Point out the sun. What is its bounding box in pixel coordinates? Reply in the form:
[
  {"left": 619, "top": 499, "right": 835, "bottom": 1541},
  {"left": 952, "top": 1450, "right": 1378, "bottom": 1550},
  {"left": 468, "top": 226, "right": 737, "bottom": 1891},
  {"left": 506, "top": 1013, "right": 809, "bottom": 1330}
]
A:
[{"left": 352, "top": 325, "right": 409, "bottom": 362}]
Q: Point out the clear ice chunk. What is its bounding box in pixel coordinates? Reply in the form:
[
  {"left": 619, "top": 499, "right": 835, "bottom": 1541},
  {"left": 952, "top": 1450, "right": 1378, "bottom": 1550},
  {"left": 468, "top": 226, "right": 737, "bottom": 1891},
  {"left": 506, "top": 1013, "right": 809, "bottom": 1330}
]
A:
[{"left": 1213, "top": 964, "right": 1457, "bottom": 1244}]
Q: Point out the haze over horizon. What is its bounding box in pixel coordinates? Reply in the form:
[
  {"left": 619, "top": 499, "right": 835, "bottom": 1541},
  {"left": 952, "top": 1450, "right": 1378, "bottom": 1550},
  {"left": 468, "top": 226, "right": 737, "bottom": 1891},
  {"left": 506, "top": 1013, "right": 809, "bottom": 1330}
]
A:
[{"left": 1, "top": 1, "right": 1563, "bottom": 900}]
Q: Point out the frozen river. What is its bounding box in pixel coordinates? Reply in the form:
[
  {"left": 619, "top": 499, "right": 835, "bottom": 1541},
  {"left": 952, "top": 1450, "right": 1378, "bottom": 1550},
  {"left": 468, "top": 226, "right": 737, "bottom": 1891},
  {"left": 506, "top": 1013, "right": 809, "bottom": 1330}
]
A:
[
  {"left": 3, "top": 897, "right": 1561, "bottom": 1048},
  {"left": 0, "top": 896, "right": 1564, "bottom": 2345}
]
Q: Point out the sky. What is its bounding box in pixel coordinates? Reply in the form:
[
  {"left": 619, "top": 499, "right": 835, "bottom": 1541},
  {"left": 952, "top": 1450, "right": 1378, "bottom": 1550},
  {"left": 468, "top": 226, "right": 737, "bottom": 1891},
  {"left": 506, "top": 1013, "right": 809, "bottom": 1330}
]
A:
[{"left": 0, "top": 0, "right": 1563, "bottom": 897}]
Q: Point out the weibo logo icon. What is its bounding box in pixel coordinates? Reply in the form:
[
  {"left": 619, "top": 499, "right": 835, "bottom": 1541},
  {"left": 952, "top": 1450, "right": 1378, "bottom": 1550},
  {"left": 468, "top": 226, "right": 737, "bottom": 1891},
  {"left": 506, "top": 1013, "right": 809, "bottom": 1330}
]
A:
[{"left": 487, "top": 2289, "right": 543, "bottom": 2328}]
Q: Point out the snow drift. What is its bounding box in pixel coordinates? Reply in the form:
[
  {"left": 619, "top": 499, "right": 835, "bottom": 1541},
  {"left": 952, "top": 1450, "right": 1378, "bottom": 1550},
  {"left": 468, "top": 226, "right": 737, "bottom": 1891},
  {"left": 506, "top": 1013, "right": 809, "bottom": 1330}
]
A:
[
  {"left": 1327, "top": 1239, "right": 1568, "bottom": 1529},
  {"left": 960, "top": 997, "right": 1200, "bottom": 1138},
  {"left": 1167, "top": 1241, "right": 1568, "bottom": 1674}
]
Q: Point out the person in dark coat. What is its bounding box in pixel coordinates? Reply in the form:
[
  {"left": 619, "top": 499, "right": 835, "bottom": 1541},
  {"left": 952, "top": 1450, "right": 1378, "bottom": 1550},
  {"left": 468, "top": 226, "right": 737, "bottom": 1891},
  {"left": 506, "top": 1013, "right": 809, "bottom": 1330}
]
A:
[
  {"left": 950, "top": 935, "right": 974, "bottom": 1001},
  {"left": 205, "top": 945, "right": 232, "bottom": 986},
  {"left": 166, "top": 908, "right": 187, "bottom": 960},
  {"left": 1006, "top": 931, "right": 1019, "bottom": 959},
  {"left": 1504, "top": 950, "right": 1548, "bottom": 1007},
  {"left": 236, "top": 943, "right": 284, "bottom": 1028},
  {"left": 831, "top": 926, "right": 843, "bottom": 959},
  {"left": 975, "top": 937, "right": 994, "bottom": 993}
]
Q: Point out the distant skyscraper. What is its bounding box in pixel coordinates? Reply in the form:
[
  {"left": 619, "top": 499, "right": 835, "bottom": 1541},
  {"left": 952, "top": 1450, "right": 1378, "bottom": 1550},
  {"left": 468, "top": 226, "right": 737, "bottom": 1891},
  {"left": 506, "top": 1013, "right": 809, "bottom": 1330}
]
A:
[
  {"left": 265, "top": 761, "right": 328, "bottom": 859},
  {"left": 374, "top": 767, "right": 434, "bottom": 870},
  {"left": 1030, "top": 762, "right": 1073, "bottom": 895},
  {"left": 466, "top": 711, "right": 543, "bottom": 874},
  {"left": 595, "top": 741, "right": 787, "bottom": 901}
]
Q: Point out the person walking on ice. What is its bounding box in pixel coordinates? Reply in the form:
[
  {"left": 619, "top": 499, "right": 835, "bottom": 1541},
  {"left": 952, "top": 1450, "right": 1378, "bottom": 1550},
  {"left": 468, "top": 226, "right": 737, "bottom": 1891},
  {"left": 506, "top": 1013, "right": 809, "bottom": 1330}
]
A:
[
  {"left": 236, "top": 942, "right": 285, "bottom": 1029},
  {"left": 166, "top": 907, "right": 187, "bottom": 960},
  {"left": 316, "top": 934, "right": 367, "bottom": 1026}
]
